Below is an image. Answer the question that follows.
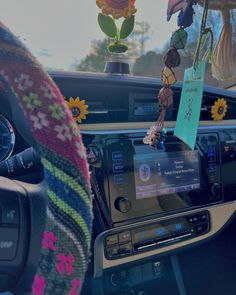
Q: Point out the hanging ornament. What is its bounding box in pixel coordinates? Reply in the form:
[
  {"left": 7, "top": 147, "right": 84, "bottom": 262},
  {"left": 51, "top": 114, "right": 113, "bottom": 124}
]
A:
[
  {"left": 177, "top": 3, "right": 195, "bottom": 28},
  {"left": 162, "top": 67, "right": 177, "bottom": 86},
  {"left": 66, "top": 97, "right": 89, "bottom": 123},
  {"left": 144, "top": 0, "right": 199, "bottom": 149},
  {"left": 143, "top": 126, "right": 167, "bottom": 149},
  {"left": 211, "top": 98, "right": 228, "bottom": 121},
  {"left": 164, "top": 48, "right": 181, "bottom": 68},
  {"left": 171, "top": 28, "right": 188, "bottom": 50},
  {"left": 158, "top": 87, "right": 174, "bottom": 109}
]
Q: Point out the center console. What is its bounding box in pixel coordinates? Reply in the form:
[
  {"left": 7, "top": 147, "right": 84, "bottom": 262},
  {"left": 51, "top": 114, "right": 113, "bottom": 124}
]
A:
[{"left": 85, "top": 127, "right": 236, "bottom": 284}]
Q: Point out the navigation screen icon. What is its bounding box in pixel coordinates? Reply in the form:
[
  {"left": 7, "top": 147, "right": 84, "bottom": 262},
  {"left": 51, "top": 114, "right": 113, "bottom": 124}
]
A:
[{"left": 139, "top": 164, "right": 151, "bottom": 182}]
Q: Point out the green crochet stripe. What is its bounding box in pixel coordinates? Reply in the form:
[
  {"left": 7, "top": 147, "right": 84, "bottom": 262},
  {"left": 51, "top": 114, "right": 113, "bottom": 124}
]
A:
[
  {"left": 47, "top": 190, "right": 91, "bottom": 243},
  {"left": 42, "top": 157, "right": 91, "bottom": 208}
]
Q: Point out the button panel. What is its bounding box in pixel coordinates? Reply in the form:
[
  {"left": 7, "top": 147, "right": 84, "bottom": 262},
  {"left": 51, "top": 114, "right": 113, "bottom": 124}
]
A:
[
  {"left": 0, "top": 193, "right": 20, "bottom": 225},
  {"left": 105, "top": 211, "right": 210, "bottom": 260},
  {"left": 0, "top": 228, "right": 19, "bottom": 261},
  {"left": 0, "top": 192, "right": 21, "bottom": 262}
]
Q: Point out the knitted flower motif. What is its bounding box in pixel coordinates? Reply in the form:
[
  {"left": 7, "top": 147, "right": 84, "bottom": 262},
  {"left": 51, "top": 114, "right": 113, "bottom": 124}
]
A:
[
  {"left": 75, "top": 142, "right": 87, "bottom": 160},
  {"left": 49, "top": 103, "right": 65, "bottom": 120},
  {"left": 40, "top": 82, "right": 57, "bottom": 100},
  {"left": 30, "top": 112, "right": 49, "bottom": 130},
  {"left": 42, "top": 231, "right": 57, "bottom": 251},
  {"left": 15, "top": 73, "right": 33, "bottom": 91},
  {"left": 57, "top": 253, "right": 74, "bottom": 275},
  {"left": 54, "top": 124, "right": 72, "bottom": 142},
  {"left": 32, "top": 275, "right": 45, "bottom": 295},
  {"left": 68, "top": 278, "right": 82, "bottom": 295},
  {"left": 96, "top": 0, "right": 137, "bottom": 19},
  {"left": 211, "top": 98, "right": 228, "bottom": 121},
  {"left": 65, "top": 97, "right": 89, "bottom": 124},
  {"left": 23, "top": 92, "right": 42, "bottom": 111}
]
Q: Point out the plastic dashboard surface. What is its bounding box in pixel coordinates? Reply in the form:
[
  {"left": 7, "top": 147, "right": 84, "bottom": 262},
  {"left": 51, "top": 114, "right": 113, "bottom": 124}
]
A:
[{"left": 83, "top": 125, "right": 236, "bottom": 277}]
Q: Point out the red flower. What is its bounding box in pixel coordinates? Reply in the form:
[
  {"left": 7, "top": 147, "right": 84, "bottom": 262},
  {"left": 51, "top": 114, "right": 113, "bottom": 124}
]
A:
[
  {"left": 57, "top": 253, "right": 74, "bottom": 275},
  {"left": 41, "top": 231, "right": 57, "bottom": 250},
  {"left": 96, "top": 0, "right": 137, "bottom": 19}
]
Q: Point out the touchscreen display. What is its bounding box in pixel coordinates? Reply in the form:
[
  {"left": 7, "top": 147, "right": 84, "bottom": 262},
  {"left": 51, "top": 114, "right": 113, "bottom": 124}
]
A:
[{"left": 134, "top": 150, "right": 201, "bottom": 199}]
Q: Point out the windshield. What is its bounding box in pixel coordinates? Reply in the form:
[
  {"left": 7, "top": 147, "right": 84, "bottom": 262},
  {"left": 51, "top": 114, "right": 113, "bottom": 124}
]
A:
[{"left": 1, "top": 0, "right": 235, "bottom": 88}]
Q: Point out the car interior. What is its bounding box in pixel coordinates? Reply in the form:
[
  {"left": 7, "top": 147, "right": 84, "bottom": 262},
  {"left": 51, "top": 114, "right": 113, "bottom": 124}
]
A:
[{"left": 1, "top": 0, "right": 236, "bottom": 294}]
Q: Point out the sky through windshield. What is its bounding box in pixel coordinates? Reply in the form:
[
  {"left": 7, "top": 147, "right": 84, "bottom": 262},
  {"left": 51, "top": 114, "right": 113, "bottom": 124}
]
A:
[{"left": 0, "top": 0, "right": 177, "bottom": 70}]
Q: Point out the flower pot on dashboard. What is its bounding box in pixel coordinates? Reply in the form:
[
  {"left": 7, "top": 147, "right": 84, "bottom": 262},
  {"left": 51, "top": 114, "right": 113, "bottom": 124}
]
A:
[{"left": 104, "top": 54, "right": 130, "bottom": 75}]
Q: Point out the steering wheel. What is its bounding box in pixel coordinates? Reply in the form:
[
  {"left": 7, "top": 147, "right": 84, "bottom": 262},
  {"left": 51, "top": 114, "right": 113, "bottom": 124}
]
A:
[{"left": 0, "top": 22, "right": 93, "bottom": 294}]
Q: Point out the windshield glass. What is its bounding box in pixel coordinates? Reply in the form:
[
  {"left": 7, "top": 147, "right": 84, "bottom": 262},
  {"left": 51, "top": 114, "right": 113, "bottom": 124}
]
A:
[{"left": 1, "top": 0, "right": 235, "bottom": 88}]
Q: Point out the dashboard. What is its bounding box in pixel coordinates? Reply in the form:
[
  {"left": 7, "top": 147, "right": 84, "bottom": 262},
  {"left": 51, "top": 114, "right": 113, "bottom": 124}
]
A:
[{"left": 1, "top": 71, "right": 236, "bottom": 294}]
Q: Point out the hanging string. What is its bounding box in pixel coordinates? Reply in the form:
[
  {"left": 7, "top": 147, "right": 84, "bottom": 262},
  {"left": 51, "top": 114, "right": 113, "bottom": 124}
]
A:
[{"left": 193, "top": 0, "right": 214, "bottom": 69}]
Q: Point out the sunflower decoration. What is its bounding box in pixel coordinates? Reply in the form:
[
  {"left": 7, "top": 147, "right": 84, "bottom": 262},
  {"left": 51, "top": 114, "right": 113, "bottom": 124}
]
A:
[
  {"left": 96, "top": 0, "right": 137, "bottom": 54},
  {"left": 211, "top": 98, "right": 228, "bottom": 121},
  {"left": 66, "top": 97, "right": 89, "bottom": 124}
]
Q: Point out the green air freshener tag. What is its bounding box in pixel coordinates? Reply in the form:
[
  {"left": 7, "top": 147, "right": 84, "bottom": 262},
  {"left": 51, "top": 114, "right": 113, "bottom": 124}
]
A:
[{"left": 174, "top": 61, "right": 206, "bottom": 150}]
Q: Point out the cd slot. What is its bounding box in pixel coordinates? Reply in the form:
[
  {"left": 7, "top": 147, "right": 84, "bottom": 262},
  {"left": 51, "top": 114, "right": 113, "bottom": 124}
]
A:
[{"left": 134, "top": 231, "right": 192, "bottom": 251}]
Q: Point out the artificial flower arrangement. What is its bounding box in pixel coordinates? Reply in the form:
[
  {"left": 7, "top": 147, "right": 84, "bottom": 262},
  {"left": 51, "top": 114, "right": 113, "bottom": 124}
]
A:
[{"left": 96, "top": 0, "right": 137, "bottom": 53}]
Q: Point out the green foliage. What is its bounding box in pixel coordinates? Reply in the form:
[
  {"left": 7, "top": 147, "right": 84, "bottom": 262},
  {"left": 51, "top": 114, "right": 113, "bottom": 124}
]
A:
[
  {"left": 98, "top": 13, "right": 117, "bottom": 38},
  {"left": 108, "top": 42, "right": 128, "bottom": 53},
  {"left": 120, "top": 15, "right": 135, "bottom": 39}
]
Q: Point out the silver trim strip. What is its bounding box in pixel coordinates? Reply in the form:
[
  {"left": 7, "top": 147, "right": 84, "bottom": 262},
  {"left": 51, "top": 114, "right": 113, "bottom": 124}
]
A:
[
  {"left": 93, "top": 201, "right": 236, "bottom": 278},
  {"left": 81, "top": 120, "right": 236, "bottom": 133},
  {"left": 137, "top": 243, "right": 156, "bottom": 250}
]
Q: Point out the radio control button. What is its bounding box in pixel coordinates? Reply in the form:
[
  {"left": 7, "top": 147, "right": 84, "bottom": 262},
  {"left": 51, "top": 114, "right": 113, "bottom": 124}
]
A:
[
  {"left": 195, "top": 224, "right": 208, "bottom": 234},
  {"left": 200, "top": 213, "right": 208, "bottom": 222},
  {"left": 107, "top": 245, "right": 120, "bottom": 258},
  {"left": 211, "top": 183, "right": 221, "bottom": 196},
  {"left": 119, "top": 231, "right": 131, "bottom": 244},
  {"left": 189, "top": 216, "right": 199, "bottom": 223},
  {"left": 106, "top": 235, "right": 119, "bottom": 247},
  {"left": 115, "top": 197, "right": 131, "bottom": 213},
  {"left": 119, "top": 242, "right": 132, "bottom": 255}
]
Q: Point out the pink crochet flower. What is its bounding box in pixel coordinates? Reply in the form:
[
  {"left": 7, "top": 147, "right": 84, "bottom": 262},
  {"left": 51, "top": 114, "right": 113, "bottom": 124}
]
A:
[
  {"left": 32, "top": 275, "right": 45, "bottom": 295},
  {"left": 68, "top": 278, "right": 82, "bottom": 295},
  {"left": 57, "top": 253, "right": 74, "bottom": 275},
  {"left": 42, "top": 231, "right": 57, "bottom": 250}
]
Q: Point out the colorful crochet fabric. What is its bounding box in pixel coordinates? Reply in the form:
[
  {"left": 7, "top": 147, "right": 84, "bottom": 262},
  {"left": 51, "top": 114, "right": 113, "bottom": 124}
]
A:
[{"left": 0, "top": 22, "right": 93, "bottom": 294}]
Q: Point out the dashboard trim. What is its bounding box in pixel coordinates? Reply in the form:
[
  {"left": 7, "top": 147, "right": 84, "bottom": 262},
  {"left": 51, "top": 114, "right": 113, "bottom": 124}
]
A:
[{"left": 81, "top": 120, "right": 236, "bottom": 133}]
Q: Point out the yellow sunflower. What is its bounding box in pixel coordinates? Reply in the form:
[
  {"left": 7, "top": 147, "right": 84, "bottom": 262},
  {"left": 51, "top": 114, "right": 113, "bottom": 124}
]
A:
[
  {"left": 96, "top": 0, "right": 137, "bottom": 19},
  {"left": 66, "top": 97, "right": 89, "bottom": 123},
  {"left": 211, "top": 98, "right": 228, "bottom": 121}
]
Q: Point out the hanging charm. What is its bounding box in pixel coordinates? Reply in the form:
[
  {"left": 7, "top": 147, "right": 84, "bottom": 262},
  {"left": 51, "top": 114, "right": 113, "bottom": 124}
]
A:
[
  {"left": 211, "top": 98, "right": 228, "bottom": 121},
  {"left": 143, "top": 126, "right": 167, "bottom": 149},
  {"left": 164, "top": 48, "right": 181, "bottom": 68},
  {"left": 171, "top": 28, "right": 188, "bottom": 50},
  {"left": 143, "top": 0, "right": 199, "bottom": 149}
]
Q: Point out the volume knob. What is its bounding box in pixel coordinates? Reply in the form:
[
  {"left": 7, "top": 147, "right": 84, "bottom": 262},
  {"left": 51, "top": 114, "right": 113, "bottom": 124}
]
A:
[
  {"left": 211, "top": 183, "right": 221, "bottom": 196},
  {"left": 115, "top": 197, "right": 131, "bottom": 213}
]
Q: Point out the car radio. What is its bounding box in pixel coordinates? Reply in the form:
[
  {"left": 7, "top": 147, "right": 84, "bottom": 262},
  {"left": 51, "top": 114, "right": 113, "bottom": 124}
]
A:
[{"left": 102, "top": 132, "right": 222, "bottom": 224}]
